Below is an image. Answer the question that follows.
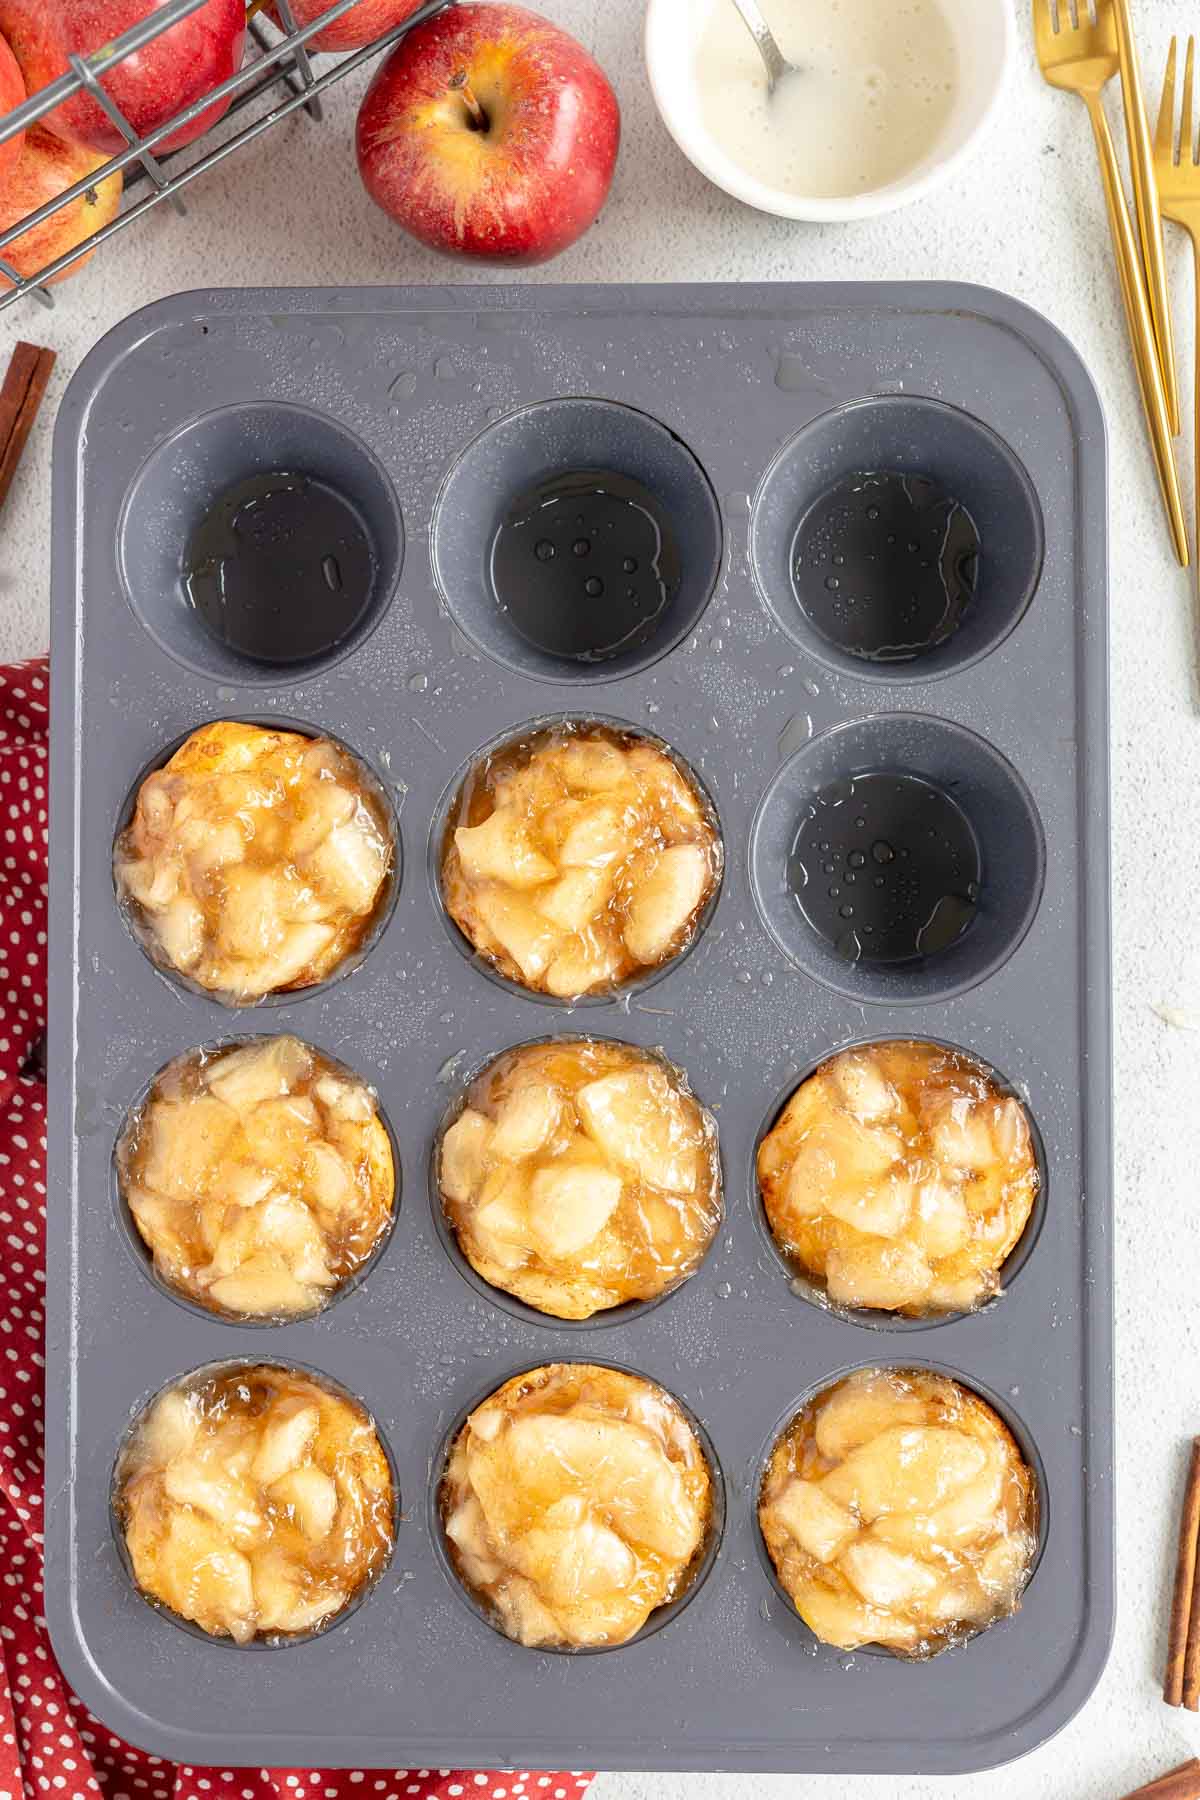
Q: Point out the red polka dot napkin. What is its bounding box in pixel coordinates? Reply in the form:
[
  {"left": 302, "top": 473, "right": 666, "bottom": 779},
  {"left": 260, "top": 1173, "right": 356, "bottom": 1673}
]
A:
[{"left": 0, "top": 655, "right": 593, "bottom": 1800}]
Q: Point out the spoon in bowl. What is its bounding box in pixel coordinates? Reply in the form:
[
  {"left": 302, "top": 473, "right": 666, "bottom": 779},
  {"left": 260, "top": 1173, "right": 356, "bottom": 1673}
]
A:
[{"left": 726, "top": 0, "right": 796, "bottom": 92}]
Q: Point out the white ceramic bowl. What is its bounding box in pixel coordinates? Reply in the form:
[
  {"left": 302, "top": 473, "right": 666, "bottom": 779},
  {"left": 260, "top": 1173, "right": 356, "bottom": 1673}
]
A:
[{"left": 644, "top": 0, "right": 1013, "bottom": 223}]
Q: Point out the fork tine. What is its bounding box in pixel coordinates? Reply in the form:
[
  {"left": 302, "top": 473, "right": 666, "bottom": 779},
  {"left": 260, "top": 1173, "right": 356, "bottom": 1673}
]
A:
[
  {"left": 1185, "top": 36, "right": 1196, "bottom": 167},
  {"left": 1156, "top": 35, "right": 1178, "bottom": 160}
]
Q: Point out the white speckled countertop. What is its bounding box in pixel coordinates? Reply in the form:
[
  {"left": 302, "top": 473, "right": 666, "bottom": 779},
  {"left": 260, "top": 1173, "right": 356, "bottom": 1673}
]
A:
[{"left": 4, "top": 3, "right": 1200, "bottom": 1794}]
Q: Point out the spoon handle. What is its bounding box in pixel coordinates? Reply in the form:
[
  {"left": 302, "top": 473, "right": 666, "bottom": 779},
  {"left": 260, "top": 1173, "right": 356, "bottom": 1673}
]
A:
[{"left": 727, "top": 0, "right": 788, "bottom": 88}]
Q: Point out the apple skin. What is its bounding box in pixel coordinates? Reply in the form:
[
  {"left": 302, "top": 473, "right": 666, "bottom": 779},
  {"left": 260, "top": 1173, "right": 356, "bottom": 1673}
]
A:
[
  {"left": 0, "top": 122, "right": 122, "bottom": 286},
  {"left": 0, "top": 32, "right": 24, "bottom": 187},
  {"left": 356, "top": 2, "right": 620, "bottom": 265},
  {"left": 0, "top": 0, "right": 246, "bottom": 155},
  {"left": 266, "top": 0, "right": 425, "bottom": 55}
]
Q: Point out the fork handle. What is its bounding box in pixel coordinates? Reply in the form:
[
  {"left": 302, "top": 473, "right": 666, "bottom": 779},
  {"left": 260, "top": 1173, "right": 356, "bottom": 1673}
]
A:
[{"left": 1085, "top": 90, "right": 1190, "bottom": 565}]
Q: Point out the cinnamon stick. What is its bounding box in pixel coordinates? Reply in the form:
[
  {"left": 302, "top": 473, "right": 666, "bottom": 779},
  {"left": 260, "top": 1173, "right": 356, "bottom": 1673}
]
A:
[
  {"left": 0, "top": 341, "right": 55, "bottom": 517},
  {"left": 1165, "top": 1436, "right": 1200, "bottom": 1704},
  {"left": 1118, "top": 1758, "right": 1200, "bottom": 1799}
]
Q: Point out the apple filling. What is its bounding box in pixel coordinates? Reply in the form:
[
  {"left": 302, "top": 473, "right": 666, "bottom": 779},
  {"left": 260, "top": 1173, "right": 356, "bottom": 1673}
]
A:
[
  {"left": 439, "top": 723, "right": 721, "bottom": 999},
  {"left": 117, "top": 1036, "right": 395, "bottom": 1320},
  {"left": 114, "top": 721, "right": 394, "bottom": 1002},
  {"left": 437, "top": 1039, "right": 721, "bottom": 1320},
  {"left": 759, "top": 1367, "right": 1038, "bottom": 1657},
  {"left": 757, "top": 1040, "right": 1039, "bottom": 1316},
  {"left": 440, "top": 1363, "right": 713, "bottom": 1649},
  {"left": 116, "top": 1364, "right": 394, "bottom": 1644}
]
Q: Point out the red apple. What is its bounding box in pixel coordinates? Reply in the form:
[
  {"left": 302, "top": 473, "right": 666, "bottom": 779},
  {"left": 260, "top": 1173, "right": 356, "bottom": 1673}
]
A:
[
  {"left": 266, "top": 0, "right": 425, "bottom": 55},
  {"left": 0, "top": 122, "right": 122, "bottom": 286},
  {"left": 0, "top": 0, "right": 245, "bottom": 155},
  {"left": 356, "top": 2, "right": 620, "bottom": 265},
  {"left": 0, "top": 31, "right": 24, "bottom": 187}
]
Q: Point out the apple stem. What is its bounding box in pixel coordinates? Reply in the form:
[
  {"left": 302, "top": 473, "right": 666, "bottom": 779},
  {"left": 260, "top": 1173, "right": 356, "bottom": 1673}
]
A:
[{"left": 448, "top": 70, "right": 488, "bottom": 131}]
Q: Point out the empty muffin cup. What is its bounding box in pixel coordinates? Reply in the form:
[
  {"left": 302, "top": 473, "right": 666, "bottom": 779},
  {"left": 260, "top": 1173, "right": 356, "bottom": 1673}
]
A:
[
  {"left": 756, "top": 1364, "right": 1041, "bottom": 1659},
  {"left": 434, "top": 1360, "right": 723, "bottom": 1652},
  {"left": 749, "top": 713, "right": 1044, "bottom": 1004},
  {"left": 112, "top": 1360, "right": 398, "bottom": 1647},
  {"left": 430, "top": 398, "right": 723, "bottom": 683},
  {"left": 750, "top": 396, "right": 1043, "bottom": 680},
  {"left": 115, "top": 1036, "right": 399, "bottom": 1323},
  {"left": 431, "top": 716, "right": 723, "bottom": 1004},
  {"left": 118, "top": 401, "right": 404, "bottom": 685},
  {"left": 113, "top": 718, "right": 400, "bottom": 1007},
  {"left": 432, "top": 1036, "right": 723, "bottom": 1324}
]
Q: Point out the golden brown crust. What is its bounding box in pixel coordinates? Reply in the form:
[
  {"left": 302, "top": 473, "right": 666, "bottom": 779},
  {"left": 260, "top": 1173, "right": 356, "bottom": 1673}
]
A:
[
  {"left": 114, "top": 721, "right": 394, "bottom": 1002},
  {"left": 439, "top": 723, "right": 722, "bottom": 1000},
  {"left": 437, "top": 1039, "right": 722, "bottom": 1319},
  {"left": 116, "top": 1364, "right": 394, "bottom": 1644},
  {"left": 757, "top": 1040, "right": 1039, "bottom": 1316},
  {"left": 117, "top": 1037, "right": 396, "bottom": 1320},
  {"left": 440, "top": 1362, "right": 713, "bottom": 1649},
  {"left": 758, "top": 1367, "right": 1037, "bottom": 1657}
]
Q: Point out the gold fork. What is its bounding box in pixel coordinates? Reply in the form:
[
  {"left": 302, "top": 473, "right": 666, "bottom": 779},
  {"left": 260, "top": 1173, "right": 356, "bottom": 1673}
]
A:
[
  {"left": 1155, "top": 39, "right": 1200, "bottom": 572},
  {"left": 1034, "top": 0, "right": 1190, "bottom": 565}
]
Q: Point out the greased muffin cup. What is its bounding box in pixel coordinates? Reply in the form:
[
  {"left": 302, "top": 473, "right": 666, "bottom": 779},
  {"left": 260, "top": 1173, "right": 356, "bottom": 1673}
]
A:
[{"left": 48, "top": 283, "right": 1110, "bottom": 1776}]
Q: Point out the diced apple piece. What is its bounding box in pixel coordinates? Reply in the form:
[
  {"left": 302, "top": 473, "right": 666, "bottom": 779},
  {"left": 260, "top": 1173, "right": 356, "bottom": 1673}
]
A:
[
  {"left": 127, "top": 1186, "right": 192, "bottom": 1260},
  {"left": 489, "top": 1081, "right": 563, "bottom": 1160},
  {"left": 825, "top": 1238, "right": 933, "bottom": 1312},
  {"left": 288, "top": 780, "right": 357, "bottom": 857},
  {"left": 499, "top": 1580, "right": 563, "bottom": 1647},
  {"left": 831, "top": 1054, "right": 897, "bottom": 1123},
  {"left": 513, "top": 1516, "right": 636, "bottom": 1604},
  {"left": 303, "top": 1141, "right": 357, "bottom": 1217},
  {"left": 912, "top": 1181, "right": 971, "bottom": 1258},
  {"left": 473, "top": 887, "right": 560, "bottom": 981},
  {"left": 473, "top": 1167, "right": 531, "bottom": 1270},
  {"left": 213, "top": 1161, "right": 278, "bottom": 1212},
  {"left": 182, "top": 818, "right": 245, "bottom": 875},
  {"left": 303, "top": 819, "right": 389, "bottom": 915},
  {"left": 156, "top": 896, "right": 205, "bottom": 970},
  {"left": 841, "top": 1540, "right": 940, "bottom": 1610},
  {"left": 558, "top": 737, "right": 631, "bottom": 793},
  {"left": 626, "top": 745, "right": 705, "bottom": 824},
  {"left": 237, "top": 922, "right": 336, "bottom": 996},
  {"left": 251, "top": 1403, "right": 321, "bottom": 1487},
  {"left": 527, "top": 1162, "right": 623, "bottom": 1258},
  {"left": 793, "top": 1579, "right": 896, "bottom": 1651},
  {"left": 824, "top": 1177, "right": 912, "bottom": 1238},
  {"left": 822, "top": 1427, "right": 987, "bottom": 1521},
  {"left": 926, "top": 1271, "right": 989, "bottom": 1313},
  {"left": 440, "top": 1109, "right": 493, "bottom": 1205},
  {"left": 929, "top": 1099, "right": 995, "bottom": 1173},
  {"left": 252, "top": 1548, "right": 344, "bottom": 1634},
  {"left": 990, "top": 1096, "right": 1031, "bottom": 1163},
  {"left": 242, "top": 1094, "right": 319, "bottom": 1164},
  {"left": 140, "top": 1390, "right": 201, "bottom": 1465},
  {"left": 271, "top": 1465, "right": 338, "bottom": 1542},
  {"left": 556, "top": 801, "right": 631, "bottom": 869},
  {"left": 163, "top": 1458, "right": 262, "bottom": 1540},
  {"left": 542, "top": 939, "right": 621, "bottom": 998},
  {"left": 536, "top": 866, "right": 612, "bottom": 932},
  {"left": 157, "top": 1511, "right": 254, "bottom": 1640},
  {"left": 257, "top": 1195, "right": 333, "bottom": 1287},
  {"left": 313, "top": 1073, "right": 373, "bottom": 1121},
  {"left": 139, "top": 1096, "right": 239, "bottom": 1201},
  {"left": 622, "top": 844, "right": 708, "bottom": 964},
  {"left": 120, "top": 853, "right": 178, "bottom": 910},
  {"left": 814, "top": 1374, "right": 930, "bottom": 1461},
  {"left": 216, "top": 867, "right": 287, "bottom": 961},
  {"left": 772, "top": 1479, "right": 858, "bottom": 1562},
  {"left": 927, "top": 1455, "right": 1006, "bottom": 1542},
  {"left": 978, "top": 1533, "right": 1031, "bottom": 1598},
  {"left": 208, "top": 1036, "right": 312, "bottom": 1108},
  {"left": 455, "top": 809, "right": 556, "bottom": 890},
  {"left": 576, "top": 1066, "right": 700, "bottom": 1194},
  {"left": 208, "top": 1252, "right": 314, "bottom": 1318}
]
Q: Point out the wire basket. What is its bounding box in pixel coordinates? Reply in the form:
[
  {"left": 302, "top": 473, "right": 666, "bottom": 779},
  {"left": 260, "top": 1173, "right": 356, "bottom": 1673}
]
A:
[{"left": 0, "top": 0, "right": 451, "bottom": 316}]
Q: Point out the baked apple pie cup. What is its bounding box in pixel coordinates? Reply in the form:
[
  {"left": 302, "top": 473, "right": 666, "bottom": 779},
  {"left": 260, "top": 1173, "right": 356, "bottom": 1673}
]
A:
[
  {"left": 432, "top": 718, "right": 723, "bottom": 1004},
  {"left": 115, "top": 1036, "right": 398, "bottom": 1322},
  {"left": 757, "top": 1366, "right": 1041, "bottom": 1659},
  {"left": 433, "top": 1037, "right": 722, "bottom": 1323},
  {"left": 435, "top": 1362, "right": 723, "bottom": 1652},
  {"left": 113, "top": 719, "right": 399, "bottom": 1006},
  {"left": 112, "top": 1361, "right": 397, "bottom": 1647}
]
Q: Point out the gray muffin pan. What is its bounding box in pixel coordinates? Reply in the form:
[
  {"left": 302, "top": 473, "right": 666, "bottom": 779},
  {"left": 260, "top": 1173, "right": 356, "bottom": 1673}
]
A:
[{"left": 46, "top": 282, "right": 1112, "bottom": 1775}]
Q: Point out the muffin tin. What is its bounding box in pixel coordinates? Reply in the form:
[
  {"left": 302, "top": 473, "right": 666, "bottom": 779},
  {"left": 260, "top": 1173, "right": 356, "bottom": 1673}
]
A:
[{"left": 46, "top": 281, "right": 1112, "bottom": 1774}]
